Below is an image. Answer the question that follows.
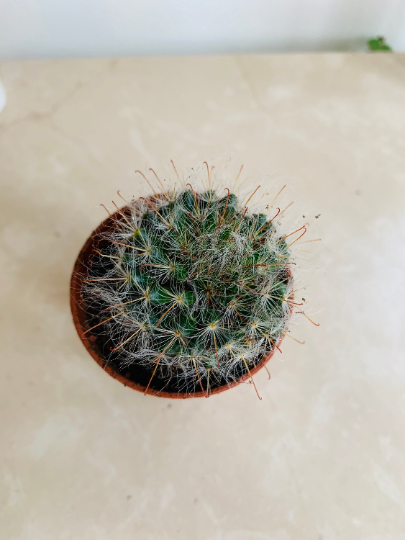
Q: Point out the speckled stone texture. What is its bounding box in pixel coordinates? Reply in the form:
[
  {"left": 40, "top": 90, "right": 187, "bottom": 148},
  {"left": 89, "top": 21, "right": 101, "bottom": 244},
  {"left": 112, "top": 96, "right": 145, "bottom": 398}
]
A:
[{"left": 1, "top": 54, "right": 405, "bottom": 540}]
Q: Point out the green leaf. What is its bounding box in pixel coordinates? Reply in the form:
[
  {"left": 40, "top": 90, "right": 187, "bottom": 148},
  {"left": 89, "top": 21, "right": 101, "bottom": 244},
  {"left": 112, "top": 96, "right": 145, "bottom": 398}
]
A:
[{"left": 368, "top": 37, "right": 392, "bottom": 52}]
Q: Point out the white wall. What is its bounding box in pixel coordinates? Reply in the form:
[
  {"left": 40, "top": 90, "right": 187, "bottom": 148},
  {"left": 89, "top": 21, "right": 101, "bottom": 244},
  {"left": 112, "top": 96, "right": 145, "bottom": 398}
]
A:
[{"left": 0, "top": 0, "right": 404, "bottom": 59}]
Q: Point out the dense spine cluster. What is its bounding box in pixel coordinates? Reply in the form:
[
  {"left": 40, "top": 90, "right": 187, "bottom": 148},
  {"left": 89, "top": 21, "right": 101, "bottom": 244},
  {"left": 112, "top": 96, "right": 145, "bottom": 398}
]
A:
[{"left": 84, "top": 184, "right": 295, "bottom": 396}]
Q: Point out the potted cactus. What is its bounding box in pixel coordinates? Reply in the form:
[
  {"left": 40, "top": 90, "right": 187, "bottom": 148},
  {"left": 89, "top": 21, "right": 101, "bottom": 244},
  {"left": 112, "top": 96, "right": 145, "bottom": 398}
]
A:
[{"left": 71, "top": 162, "right": 315, "bottom": 398}]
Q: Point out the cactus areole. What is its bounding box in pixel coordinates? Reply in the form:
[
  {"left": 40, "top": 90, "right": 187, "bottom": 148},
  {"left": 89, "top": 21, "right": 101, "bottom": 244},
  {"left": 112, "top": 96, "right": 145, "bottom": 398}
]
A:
[{"left": 71, "top": 185, "right": 295, "bottom": 398}]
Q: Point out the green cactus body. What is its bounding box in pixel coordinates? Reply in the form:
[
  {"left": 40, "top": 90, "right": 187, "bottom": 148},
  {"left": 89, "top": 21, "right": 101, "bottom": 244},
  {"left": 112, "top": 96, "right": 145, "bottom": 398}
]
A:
[{"left": 85, "top": 188, "right": 293, "bottom": 394}]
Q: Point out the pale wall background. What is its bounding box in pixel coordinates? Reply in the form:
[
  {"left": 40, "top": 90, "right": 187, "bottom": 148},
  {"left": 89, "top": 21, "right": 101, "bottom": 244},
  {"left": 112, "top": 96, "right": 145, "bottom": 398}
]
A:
[{"left": 0, "top": 0, "right": 405, "bottom": 59}]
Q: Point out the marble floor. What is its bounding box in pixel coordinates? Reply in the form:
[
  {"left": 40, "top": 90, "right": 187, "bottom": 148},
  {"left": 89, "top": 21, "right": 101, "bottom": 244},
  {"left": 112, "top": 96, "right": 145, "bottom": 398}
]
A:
[{"left": 1, "top": 53, "right": 405, "bottom": 539}]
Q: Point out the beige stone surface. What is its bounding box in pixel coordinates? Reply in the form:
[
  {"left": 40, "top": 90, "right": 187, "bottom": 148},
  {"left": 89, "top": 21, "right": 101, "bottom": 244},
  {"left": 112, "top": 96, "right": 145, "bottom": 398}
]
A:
[{"left": 1, "top": 54, "right": 405, "bottom": 539}]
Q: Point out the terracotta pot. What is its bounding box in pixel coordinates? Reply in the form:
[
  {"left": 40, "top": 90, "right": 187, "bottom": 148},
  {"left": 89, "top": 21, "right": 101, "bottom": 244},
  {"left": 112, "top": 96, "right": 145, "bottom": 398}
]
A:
[{"left": 70, "top": 210, "right": 285, "bottom": 398}]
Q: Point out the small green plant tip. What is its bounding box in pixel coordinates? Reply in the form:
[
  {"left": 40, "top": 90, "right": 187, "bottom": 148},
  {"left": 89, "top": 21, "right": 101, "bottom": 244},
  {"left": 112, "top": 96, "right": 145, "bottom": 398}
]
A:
[
  {"left": 368, "top": 36, "right": 392, "bottom": 52},
  {"left": 84, "top": 182, "right": 298, "bottom": 394}
]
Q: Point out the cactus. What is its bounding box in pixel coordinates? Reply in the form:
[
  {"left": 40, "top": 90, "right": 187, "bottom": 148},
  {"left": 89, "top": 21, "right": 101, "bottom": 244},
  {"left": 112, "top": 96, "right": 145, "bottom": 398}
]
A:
[{"left": 83, "top": 165, "right": 299, "bottom": 397}]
